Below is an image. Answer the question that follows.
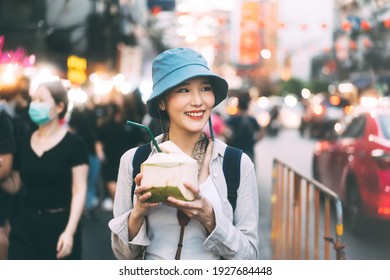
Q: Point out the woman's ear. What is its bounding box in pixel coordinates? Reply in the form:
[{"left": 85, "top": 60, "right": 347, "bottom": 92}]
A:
[
  {"left": 159, "top": 101, "right": 166, "bottom": 111},
  {"left": 55, "top": 101, "right": 65, "bottom": 116}
]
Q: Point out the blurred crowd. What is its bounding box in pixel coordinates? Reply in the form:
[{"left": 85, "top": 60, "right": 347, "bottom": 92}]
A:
[
  {"left": 0, "top": 75, "right": 155, "bottom": 259},
  {"left": 68, "top": 86, "right": 149, "bottom": 214}
]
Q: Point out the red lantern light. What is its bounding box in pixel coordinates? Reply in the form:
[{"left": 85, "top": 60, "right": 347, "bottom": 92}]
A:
[
  {"left": 384, "top": 19, "right": 390, "bottom": 29},
  {"left": 361, "top": 20, "right": 371, "bottom": 31},
  {"left": 363, "top": 38, "right": 372, "bottom": 48},
  {"left": 151, "top": 6, "right": 162, "bottom": 15},
  {"left": 300, "top": 24, "right": 308, "bottom": 31},
  {"left": 349, "top": 40, "right": 357, "bottom": 50},
  {"left": 341, "top": 20, "right": 352, "bottom": 32}
]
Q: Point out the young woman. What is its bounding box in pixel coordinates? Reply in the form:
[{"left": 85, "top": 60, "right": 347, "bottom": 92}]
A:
[
  {"left": 6, "top": 81, "right": 89, "bottom": 259},
  {"left": 109, "top": 48, "right": 259, "bottom": 260}
]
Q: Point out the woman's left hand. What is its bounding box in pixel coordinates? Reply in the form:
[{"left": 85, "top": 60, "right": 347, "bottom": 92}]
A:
[
  {"left": 56, "top": 231, "right": 74, "bottom": 259},
  {"left": 166, "top": 182, "right": 216, "bottom": 233}
]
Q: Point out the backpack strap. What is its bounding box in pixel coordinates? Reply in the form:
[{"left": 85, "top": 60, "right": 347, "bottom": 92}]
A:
[
  {"left": 131, "top": 143, "right": 152, "bottom": 204},
  {"left": 223, "top": 146, "right": 242, "bottom": 211}
]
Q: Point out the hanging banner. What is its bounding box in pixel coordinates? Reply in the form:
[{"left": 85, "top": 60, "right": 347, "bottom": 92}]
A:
[{"left": 230, "top": 0, "right": 262, "bottom": 66}]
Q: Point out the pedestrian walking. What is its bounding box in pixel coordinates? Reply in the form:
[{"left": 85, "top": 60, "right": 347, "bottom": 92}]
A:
[
  {"left": 5, "top": 81, "right": 89, "bottom": 260},
  {"left": 0, "top": 102, "right": 16, "bottom": 260},
  {"left": 0, "top": 75, "right": 33, "bottom": 259},
  {"left": 98, "top": 93, "right": 145, "bottom": 210},
  {"left": 69, "top": 97, "right": 103, "bottom": 216},
  {"left": 109, "top": 47, "right": 259, "bottom": 260},
  {"left": 226, "top": 91, "right": 262, "bottom": 162}
]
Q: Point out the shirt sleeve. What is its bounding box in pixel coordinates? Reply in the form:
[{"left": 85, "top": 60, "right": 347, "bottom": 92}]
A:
[
  {"left": 204, "top": 152, "right": 259, "bottom": 259},
  {"left": 69, "top": 132, "right": 89, "bottom": 166},
  {"left": 108, "top": 147, "right": 151, "bottom": 259},
  {"left": 0, "top": 110, "right": 16, "bottom": 154},
  {"left": 0, "top": 189, "right": 10, "bottom": 226},
  {"left": 0, "top": 110, "right": 14, "bottom": 226}
]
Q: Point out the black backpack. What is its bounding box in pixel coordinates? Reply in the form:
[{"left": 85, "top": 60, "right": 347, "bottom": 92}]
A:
[{"left": 131, "top": 143, "right": 242, "bottom": 211}]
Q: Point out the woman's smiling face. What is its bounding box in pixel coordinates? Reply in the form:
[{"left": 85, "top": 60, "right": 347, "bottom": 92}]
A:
[{"left": 164, "top": 76, "right": 215, "bottom": 134}]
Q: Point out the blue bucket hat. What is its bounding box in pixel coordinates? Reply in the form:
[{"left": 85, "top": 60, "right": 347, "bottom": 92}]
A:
[{"left": 147, "top": 48, "right": 228, "bottom": 119}]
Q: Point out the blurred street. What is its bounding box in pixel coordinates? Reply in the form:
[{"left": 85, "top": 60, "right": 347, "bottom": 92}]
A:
[{"left": 81, "top": 208, "right": 115, "bottom": 260}]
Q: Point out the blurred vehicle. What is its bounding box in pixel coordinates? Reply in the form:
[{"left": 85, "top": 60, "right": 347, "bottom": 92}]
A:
[
  {"left": 312, "top": 107, "right": 390, "bottom": 233},
  {"left": 300, "top": 94, "right": 351, "bottom": 139},
  {"left": 278, "top": 102, "right": 304, "bottom": 130}
]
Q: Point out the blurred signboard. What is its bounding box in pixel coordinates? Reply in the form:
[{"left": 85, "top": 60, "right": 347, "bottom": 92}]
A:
[
  {"left": 67, "top": 55, "right": 87, "bottom": 85},
  {"left": 239, "top": 1, "right": 261, "bottom": 65},
  {"left": 230, "top": 0, "right": 262, "bottom": 66}
]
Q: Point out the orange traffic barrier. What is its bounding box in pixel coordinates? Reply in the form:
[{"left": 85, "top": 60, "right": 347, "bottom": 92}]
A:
[{"left": 271, "top": 159, "right": 346, "bottom": 260}]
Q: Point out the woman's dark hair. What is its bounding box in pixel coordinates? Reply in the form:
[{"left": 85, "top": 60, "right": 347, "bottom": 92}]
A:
[{"left": 40, "top": 81, "right": 69, "bottom": 119}]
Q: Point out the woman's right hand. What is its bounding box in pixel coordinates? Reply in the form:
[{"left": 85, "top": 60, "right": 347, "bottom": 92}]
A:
[
  {"left": 128, "top": 173, "right": 159, "bottom": 241},
  {"left": 132, "top": 173, "right": 159, "bottom": 218}
]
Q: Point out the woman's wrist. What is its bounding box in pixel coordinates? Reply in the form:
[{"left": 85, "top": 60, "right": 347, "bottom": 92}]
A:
[
  {"left": 129, "top": 208, "right": 143, "bottom": 221},
  {"left": 202, "top": 204, "right": 216, "bottom": 234},
  {"left": 63, "top": 228, "right": 75, "bottom": 236},
  {"left": 128, "top": 210, "right": 145, "bottom": 241},
  {"left": 203, "top": 219, "right": 216, "bottom": 235}
]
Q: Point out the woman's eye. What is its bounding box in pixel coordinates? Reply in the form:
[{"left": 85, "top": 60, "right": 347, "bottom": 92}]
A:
[
  {"left": 177, "top": 88, "right": 189, "bottom": 93},
  {"left": 174, "top": 85, "right": 211, "bottom": 93}
]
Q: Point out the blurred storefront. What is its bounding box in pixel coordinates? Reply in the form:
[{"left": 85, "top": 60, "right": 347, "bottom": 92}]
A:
[{"left": 312, "top": 0, "right": 390, "bottom": 99}]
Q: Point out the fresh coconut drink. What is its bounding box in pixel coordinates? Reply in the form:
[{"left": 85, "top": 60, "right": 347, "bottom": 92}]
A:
[{"left": 140, "top": 141, "right": 197, "bottom": 202}]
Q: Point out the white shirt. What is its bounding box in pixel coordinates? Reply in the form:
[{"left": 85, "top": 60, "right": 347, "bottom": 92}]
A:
[{"left": 145, "top": 176, "right": 221, "bottom": 260}]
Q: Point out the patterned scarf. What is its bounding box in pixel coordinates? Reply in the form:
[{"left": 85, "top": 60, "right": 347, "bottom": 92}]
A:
[{"left": 191, "top": 132, "right": 209, "bottom": 181}]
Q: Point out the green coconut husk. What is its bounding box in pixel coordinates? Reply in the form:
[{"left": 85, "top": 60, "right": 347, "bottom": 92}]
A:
[{"left": 143, "top": 186, "right": 195, "bottom": 203}]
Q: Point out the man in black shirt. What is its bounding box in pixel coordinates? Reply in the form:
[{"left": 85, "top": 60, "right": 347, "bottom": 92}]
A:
[
  {"left": 226, "top": 91, "right": 263, "bottom": 162},
  {"left": 0, "top": 97, "right": 17, "bottom": 259},
  {"left": 0, "top": 74, "right": 34, "bottom": 259}
]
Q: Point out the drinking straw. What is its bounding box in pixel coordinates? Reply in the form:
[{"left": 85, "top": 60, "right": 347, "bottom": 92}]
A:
[{"left": 126, "top": 120, "right": 162, "bottom": 152}]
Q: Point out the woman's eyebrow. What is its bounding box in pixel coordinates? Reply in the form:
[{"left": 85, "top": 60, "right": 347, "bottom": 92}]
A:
[{"left": 176, "top": 82, "right": 189, "bottom": 87}]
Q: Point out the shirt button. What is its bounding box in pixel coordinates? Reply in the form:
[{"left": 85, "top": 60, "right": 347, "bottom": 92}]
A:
[
  {"left": 223, "top": 199, "right": 228, "bottom": 203},
  {"left": 213, "top": 172, "right": 217, "bottom": 177}
]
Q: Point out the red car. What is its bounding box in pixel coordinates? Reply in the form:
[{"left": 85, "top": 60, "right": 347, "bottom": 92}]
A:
[{"left": 312, "top": 107, "right": 390, "bottom": 233}]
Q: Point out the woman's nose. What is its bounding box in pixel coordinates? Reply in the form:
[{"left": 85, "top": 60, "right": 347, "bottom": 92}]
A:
[{"left": 190, "top": 90, "right": 203, "bottom": 106}]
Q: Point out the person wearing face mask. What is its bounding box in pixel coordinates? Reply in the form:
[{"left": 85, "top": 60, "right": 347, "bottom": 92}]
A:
[
  {"left": 109, "top": 48, "right": 259, "bottom": 260},
  {"left": 4, "top": 81, "right": 89, "bottom": 260}
]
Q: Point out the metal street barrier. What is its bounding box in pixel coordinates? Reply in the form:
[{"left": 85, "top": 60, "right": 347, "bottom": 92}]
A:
[{"left": 270, "top": 158, "right": 346, "bottom": 260}]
